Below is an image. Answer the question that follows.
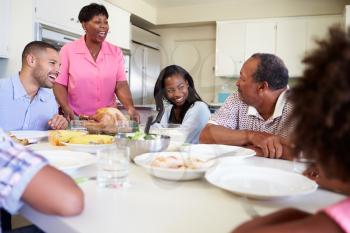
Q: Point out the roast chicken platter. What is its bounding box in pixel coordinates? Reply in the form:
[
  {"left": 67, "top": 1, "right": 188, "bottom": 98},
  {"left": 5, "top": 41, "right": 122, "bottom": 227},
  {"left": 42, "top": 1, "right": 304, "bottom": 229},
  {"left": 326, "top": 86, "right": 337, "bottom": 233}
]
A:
[{"left": 78, "top": 107, "right": 134, "bottom": 135}]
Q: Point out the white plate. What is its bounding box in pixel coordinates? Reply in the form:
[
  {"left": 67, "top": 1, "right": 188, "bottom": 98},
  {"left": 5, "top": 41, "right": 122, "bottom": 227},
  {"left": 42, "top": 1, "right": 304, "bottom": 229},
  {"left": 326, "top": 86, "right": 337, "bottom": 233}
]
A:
[
  {"left": 35, "top": 150, "right": 97, "bottom": 171},
  {"left": 205, "top": 165, "right": 318, "bottom": 199},
  {"left": 182, "top": 144, "right": 256, "bottom": 160},
  {"left": 134, "top": 151, "right": 216, "bottom": 181},
  {"left": 61, "top": 142, "right": 114, "bottom": 153},
  {"left": 10, "top": 130, "right": 48, "bottom": 143}
]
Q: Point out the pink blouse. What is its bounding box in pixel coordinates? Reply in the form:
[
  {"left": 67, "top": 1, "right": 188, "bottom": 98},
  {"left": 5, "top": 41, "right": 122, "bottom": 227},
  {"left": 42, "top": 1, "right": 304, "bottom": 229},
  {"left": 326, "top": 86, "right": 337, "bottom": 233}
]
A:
[
  {"left": 55, "top": 36, "right": 126, "bottom": 115},
  {"left": 324, "top": 198, "right": 350, "bottom": 233}
]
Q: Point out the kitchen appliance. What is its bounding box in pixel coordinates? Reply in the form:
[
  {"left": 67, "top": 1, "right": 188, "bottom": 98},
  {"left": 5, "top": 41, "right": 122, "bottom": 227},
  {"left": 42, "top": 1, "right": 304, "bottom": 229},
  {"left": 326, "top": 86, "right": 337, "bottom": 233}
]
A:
[
  {"left": 35, "top": 23, "right": 81, "bottom": 50},
  {"left": 129, "top": 25, "right": 161, "bottom": 105},
  {"left": 129, "top": 41, "right": 160, "bottom": 105}
]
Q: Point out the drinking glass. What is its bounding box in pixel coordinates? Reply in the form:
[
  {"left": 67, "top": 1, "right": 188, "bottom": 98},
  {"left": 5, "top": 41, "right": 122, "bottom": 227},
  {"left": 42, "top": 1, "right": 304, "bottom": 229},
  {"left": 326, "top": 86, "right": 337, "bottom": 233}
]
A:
[
  {"left": 97, "top": 143, "right": 130, "bottom": 188},
  {"left": 70, "top": 120, "right": 87, "bottom": 131},
  {"left": 293, "top": 152, "right": 315, "bottom": 174}
]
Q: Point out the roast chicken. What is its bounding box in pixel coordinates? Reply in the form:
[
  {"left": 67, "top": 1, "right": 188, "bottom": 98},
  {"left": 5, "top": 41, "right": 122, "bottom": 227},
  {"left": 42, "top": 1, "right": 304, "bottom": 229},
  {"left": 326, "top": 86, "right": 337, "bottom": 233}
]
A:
[{"left": 80, "top": 107, "right": 129, "bottom": 134}]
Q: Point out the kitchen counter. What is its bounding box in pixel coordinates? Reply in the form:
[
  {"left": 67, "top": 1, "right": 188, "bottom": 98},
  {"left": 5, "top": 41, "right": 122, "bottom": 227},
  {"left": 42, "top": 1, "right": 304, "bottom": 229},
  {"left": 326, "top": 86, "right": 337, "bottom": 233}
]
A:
[
  {"left": 117, "top": 104, "right": 156, "bottom": 110},
  {"left": 208, "top": 102, "right": 223, "bottom": 113}
]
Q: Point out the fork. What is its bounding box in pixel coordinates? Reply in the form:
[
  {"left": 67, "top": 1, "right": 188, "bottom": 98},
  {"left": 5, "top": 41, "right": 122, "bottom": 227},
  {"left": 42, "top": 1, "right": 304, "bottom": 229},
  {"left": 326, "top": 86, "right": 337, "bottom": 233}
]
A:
[{"left": 202, "top": 151, "right": 238, "bottom": 162}]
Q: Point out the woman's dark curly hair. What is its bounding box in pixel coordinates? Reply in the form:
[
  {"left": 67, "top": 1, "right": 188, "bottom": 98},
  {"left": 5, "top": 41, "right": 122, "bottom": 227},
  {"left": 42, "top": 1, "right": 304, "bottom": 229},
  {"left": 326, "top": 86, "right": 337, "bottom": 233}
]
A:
[
  {"left": 78, "top": 3, "right": 108, "bottom": 23},
  {"left": 153, "top": 65, "right": 205, "bottom": 124},
  {"left": 289, "top": 26, "right": 350, "bottom": 181}
]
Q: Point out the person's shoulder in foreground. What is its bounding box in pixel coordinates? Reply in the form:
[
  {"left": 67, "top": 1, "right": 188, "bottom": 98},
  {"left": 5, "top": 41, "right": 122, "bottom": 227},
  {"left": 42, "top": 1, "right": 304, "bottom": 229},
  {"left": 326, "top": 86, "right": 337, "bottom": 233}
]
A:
[
  {"left": 0, "top": 129, "right": 84, "bottom": 218},
  {"left": 231, "top": 26, "right": 350, "bottom": 233}
]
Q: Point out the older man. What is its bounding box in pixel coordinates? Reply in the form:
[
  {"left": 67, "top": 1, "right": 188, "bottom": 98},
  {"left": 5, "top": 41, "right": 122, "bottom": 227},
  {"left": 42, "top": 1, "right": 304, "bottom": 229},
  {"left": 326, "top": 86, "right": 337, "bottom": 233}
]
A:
[
  {"left": 0, "top": 41, "right": 68, "bottom": 131},
  {"left": 200, "top": 53, "right": 293, "bottom": 159}
]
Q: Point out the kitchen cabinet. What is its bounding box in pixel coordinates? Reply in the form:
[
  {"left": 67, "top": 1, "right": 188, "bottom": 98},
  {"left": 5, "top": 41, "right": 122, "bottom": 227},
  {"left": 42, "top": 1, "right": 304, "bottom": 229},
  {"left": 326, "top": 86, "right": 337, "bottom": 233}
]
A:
[
  {"left": 245, "top": 22, "right": 276, "bottom": 58},
  {"left": 215, "top": 15, "right": 342, "bottom": 77},
  {"left": 103, "top": 1, "right": 131, "bottom": 49},
  {"left": 0, "top": 0, "right": 10, "bottom": 58},
  {"left": 215, "top": 22, "right": 276, "bottom": 77},
  {"left": 276, "top": 20, "right": 306, "bottom": 77},
  {"left": 215, "top": 22, "right": 246, "bottom": 77},
  {"left": 216, "top": 21, "right": 276, "bottom": 77},
  {"left": 306, "top": 16, "right": 342, "bottom": 51},
  {"left": 34, "top": 0, "right": 88, "bottom": 35},
  {"left": 35, "top": 0, "right": 131, "bottom": 49}
]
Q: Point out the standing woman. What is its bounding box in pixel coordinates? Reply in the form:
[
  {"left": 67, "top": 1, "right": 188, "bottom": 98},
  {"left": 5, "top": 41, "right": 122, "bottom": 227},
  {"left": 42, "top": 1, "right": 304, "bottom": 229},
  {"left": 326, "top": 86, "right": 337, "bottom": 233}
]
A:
[
  {"left": 53, "top": 3, "right": 140, "bottom": 122},
  {"left": 153, "top": 65, "right": 210, "bottom": 144}
]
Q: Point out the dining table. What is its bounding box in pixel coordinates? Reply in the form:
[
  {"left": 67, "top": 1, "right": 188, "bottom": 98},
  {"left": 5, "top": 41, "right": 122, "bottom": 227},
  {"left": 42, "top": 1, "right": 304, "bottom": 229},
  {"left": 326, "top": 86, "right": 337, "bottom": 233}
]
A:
[{"left": 20, "top": 141, "right": 346, "bottom": 233}]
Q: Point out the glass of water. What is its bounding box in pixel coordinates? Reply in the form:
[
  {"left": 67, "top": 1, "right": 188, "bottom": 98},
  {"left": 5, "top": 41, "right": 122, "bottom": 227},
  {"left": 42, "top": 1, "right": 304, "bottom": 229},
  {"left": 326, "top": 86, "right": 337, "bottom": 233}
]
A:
[
  {"left": 70, "top": 120, "right": 87, "bottom": 131},
  {"left": 293, "top": 152, "right": 315, "bottom": 174},
  {"left": 97, "top": 143, "right": 130, "bottom": 188}
]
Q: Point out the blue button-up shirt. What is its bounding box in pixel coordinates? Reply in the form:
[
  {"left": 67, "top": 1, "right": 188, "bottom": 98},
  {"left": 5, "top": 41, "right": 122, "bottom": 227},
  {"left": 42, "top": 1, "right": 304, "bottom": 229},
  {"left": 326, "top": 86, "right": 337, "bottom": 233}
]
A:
[{"left": 0, "top": 74, "right": 58, "bottom": 131}]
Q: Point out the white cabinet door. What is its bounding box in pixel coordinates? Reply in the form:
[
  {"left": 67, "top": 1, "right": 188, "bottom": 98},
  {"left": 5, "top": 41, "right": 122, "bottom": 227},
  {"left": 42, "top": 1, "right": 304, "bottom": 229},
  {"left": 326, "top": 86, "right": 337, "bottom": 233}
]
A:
[
  {"left": 245, "top": 22, "right": 276, "bottom": 58},
  {"left": 0, "top": 0, "right": 10, "bottom": 58},
  {"left": 35, "top": 0, "right": 88, "bottom": 35},
  {"left": 215, "top": 22, "right": 246, "bottom": 77},
  {"left": 276, "top": 20, "right": 306, "bottom": 77},
  {"left": 103, "top": 1, "right": 131, "bottom": 49},
  {"left": 306, "top": 16, "right": 342, "bottom": 52}
]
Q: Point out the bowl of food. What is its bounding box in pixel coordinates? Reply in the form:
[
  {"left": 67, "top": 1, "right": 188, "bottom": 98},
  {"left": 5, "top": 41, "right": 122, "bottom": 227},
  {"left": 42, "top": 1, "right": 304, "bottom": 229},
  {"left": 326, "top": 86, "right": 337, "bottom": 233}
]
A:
[
  {"left": 115, "top": 132, "right": 170, "bottom": 161},
  {"left": 134, "top": 151, "right": 216, "bottom": 181}
]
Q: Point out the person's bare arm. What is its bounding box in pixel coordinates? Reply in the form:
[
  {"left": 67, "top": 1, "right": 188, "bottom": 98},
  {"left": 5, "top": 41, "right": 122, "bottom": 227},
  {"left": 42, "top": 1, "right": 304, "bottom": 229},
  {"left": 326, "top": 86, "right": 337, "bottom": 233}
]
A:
[
  {"left": 53, "top": 83, "right": 75, "bottom": 121},
  {"left": 21, "top": 165, "right": 84, "bottom": 216},
  {"left": 232, "top": 209, "right": 343, "bottom": 233},
  {"left": 200, "top": 124, "right": 250, "bottom": 145},
  {"left": 115, "top": 81, "right": 140, "bottom": 123},
  {"left": 199, "top": 124, "right": 293, "bottom": 159}
]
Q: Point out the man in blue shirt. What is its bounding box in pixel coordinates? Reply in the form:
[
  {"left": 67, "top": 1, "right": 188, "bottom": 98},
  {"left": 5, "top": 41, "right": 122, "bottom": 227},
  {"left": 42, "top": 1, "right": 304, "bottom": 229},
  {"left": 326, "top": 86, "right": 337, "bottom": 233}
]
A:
[{"left": 0, "top": 41, "right": 68, "bottom": 131}]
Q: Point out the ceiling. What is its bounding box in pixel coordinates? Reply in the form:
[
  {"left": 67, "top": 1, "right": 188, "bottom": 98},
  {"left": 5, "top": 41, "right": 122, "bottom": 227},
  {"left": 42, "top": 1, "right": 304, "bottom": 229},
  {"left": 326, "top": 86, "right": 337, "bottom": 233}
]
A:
[{"left": 141, "top": 0, "right": 236, "bottom": 8}]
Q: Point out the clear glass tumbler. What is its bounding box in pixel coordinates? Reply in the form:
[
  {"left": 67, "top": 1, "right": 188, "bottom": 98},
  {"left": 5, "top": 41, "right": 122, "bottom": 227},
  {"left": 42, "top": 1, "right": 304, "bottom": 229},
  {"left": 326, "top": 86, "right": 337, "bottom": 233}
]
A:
[
  {"left": 70, "top": 120, "right": 87, "bottom": 131},
  {"left": 293, "top": 152, "right": 315, "bottom": 174},
  {"left": 97, "top": 143, "right": 130, "bottom": 188}
]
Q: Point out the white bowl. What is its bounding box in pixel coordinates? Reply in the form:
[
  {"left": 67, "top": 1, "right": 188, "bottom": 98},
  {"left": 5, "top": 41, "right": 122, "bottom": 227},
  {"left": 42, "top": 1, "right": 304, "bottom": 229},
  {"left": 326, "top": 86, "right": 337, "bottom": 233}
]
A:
[
  {"left": 115, "top": 133, "right": 170, "bottom": 160},
  {"left": 134, "top": 151, "right": 216, "bottom": 181}
]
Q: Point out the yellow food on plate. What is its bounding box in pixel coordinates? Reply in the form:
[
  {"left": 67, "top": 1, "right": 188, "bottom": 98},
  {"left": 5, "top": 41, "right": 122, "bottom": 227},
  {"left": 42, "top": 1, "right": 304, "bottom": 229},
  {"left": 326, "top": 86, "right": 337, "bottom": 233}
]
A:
[
  {"left": 69, "top": 134, "right": 114, "bottom": 145},
  {"left": 49, "top": 130, "right": 87, "bottom": 146},
  {"left": 7, "top": 134, "right": 30, "bottom": 146}
]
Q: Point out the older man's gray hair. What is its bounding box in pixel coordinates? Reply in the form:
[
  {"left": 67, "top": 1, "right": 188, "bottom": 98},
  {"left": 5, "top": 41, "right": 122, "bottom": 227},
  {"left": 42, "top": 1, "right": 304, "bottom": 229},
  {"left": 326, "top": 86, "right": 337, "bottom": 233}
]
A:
[{"left": 251, "top": 53, "right": 289, "bottom": 90}]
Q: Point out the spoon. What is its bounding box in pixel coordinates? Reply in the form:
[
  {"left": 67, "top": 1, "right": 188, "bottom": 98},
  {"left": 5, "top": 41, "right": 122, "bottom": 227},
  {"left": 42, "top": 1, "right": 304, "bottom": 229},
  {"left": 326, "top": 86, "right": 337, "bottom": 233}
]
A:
[{"left": 144, "top": 115, "right": 154, "bottom": 135}]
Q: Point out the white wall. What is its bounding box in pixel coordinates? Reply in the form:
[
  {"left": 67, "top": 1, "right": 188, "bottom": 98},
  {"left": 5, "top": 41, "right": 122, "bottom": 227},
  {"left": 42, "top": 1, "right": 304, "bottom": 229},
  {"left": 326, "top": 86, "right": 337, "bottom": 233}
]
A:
[
  {"left": 0, "top": 0, "right": 35, "bottom": 78},
  {"left": 157, "top": 0, "right": 349, "bottom": 25},
  {"left": 109, "top": 0, "right": 349, "bottom": 25},
  {"left": 107, "top": 0, "right": 157, "bottom": 24},
  {"left": 154, "top": 25, "right": 218, "bottom": 103}
]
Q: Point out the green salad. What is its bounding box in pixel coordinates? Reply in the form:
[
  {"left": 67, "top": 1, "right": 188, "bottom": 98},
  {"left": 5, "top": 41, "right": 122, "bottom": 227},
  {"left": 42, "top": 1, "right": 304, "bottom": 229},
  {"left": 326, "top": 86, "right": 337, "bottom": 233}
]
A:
[{"left": 126, "top": 131, "right": 158, "bottom": 140}]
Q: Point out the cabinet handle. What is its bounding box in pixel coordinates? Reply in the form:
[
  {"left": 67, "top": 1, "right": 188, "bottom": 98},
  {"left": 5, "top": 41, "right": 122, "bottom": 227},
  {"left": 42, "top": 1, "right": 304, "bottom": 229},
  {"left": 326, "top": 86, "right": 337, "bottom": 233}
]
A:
[{"left": 70, "top": 17, "right": 74, "bottom": 21}]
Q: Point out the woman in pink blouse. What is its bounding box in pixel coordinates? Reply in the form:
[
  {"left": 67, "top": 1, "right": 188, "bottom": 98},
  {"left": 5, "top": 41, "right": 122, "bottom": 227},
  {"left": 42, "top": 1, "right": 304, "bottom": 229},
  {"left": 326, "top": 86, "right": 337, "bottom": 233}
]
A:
[
  {"left": 232, "top": 26, "right": 350, "bottom": 233},
  {"left": 53, "top": 3, "right": 140, "bottom": 122}
]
